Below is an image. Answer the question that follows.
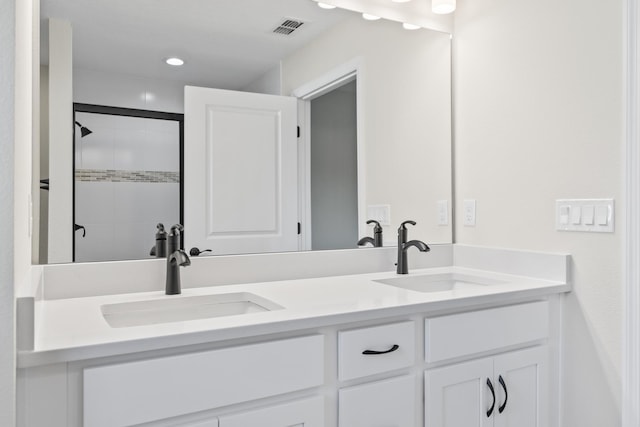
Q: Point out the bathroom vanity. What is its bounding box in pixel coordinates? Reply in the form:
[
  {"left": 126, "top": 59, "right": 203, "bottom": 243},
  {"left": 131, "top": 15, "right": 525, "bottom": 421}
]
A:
[{"left": 16, "top": 245, "right": 569, "bottom": 427}]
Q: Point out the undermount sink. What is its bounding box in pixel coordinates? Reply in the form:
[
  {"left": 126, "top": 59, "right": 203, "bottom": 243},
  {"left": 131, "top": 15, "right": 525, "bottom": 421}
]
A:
[
  {"left": 101, "top": 292, "right": 283, "bottom": 328},
  {"left": 374, "top": 273, "right": 506, "bottom": 293}
]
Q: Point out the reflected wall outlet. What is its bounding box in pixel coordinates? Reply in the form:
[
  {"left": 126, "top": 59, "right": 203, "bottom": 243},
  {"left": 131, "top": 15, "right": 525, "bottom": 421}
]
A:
[
  {"left": 437, "top": 200, "right": 449, "bottom": 226},
  {"left": 463, "top": 199, "right": 476, "bottom": 226}
]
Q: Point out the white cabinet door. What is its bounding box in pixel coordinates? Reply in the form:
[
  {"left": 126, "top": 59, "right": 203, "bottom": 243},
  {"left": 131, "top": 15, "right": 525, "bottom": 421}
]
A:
[
  {"left": 219, "top": 396, "right": 324, "bottom": 427},
  {"left": 425, "top": 358, "right": 494, "bottom": 427},
  {"left": 339, "top": 374, "right": 416, "bottom": 427},
  {"left": 426, "top": 347, "right": 548, "bottom": 427},
  {"left": 493, "top": 347, "right": 548, "bottom": 427},
  {"left": 184, "top": 86, "right": 298, "bottom": 255}
]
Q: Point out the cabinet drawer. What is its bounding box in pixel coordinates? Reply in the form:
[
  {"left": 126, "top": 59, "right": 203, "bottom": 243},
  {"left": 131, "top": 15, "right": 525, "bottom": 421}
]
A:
[
  {"left": 83, "top": 335, "right": 324, "bottom": 427},
  {"left": 219, "top": 396, "right": 324, "bottom": 427},
  {"left": 339, "top": 321, "right": 415, "bottom": 381},
  {"left": 425, "top": 301, "right": 549, "bottom": 363},
  {"left": 339, "top": 374, "right": 416, "bottom": 427}
]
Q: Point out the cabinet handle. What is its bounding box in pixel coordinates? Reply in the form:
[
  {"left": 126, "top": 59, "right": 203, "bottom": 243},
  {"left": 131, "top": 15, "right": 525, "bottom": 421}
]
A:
[
  {"left": 362, "top": 344, "right": 399, "bottom": 355},
  {"left": 486, "top": 378, "right": 496, "bottom": 417},
  {"left": 498, "top": 375, "right": 508, "bottom": 414}
]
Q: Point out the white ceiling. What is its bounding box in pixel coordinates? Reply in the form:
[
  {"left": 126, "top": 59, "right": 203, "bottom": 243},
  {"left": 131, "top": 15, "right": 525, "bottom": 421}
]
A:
[{"left": 40, "top": 0, "right": 353, "bottom": 90}]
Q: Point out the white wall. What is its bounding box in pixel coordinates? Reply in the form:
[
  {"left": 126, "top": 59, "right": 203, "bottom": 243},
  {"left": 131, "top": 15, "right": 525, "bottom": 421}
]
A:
[
  {"left": 47, "top": 19, "right": 73, "bottom": 264},
  {"left": 9, "top": 0, "right": 38, "bottom": 424},
  {"left": 453, "top": 0, "right": 623, "bottom": 425},
  {"left": 74, "top": 68, "right": 185, "bottom": 113},
  {"left": 241, "top": 65, "right": 281, "bottom": 96},
  {"left": 282, "top": 15, "right": 452, "bottom": 245},
  {"left": 0, "top": 0, "right": 15, "bottom": 424}
]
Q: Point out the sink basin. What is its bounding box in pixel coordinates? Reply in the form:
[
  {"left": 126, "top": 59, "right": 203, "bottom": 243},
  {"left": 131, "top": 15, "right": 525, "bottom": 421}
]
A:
[
  {"left": 101, "top": 292, "right": 283, "bottom": 328},
  {"left": 374, "top": 273, "right": 506, "bottom": 293}
]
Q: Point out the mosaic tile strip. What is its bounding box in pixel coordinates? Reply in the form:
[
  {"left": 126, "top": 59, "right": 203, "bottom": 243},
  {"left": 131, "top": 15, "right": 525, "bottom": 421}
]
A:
[{"left": 75, "top": 169, "right": 180, "bottom": 183}]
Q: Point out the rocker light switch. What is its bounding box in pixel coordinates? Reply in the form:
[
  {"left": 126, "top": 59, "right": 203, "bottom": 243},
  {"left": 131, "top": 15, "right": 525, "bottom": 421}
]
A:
[
  {"left": 596, "top": 205, "right": 609, "bottom": 225},
  {"left": 582, "top": 205, "right": 595, "bottom": 225},
  {"left": 559, "top": 205, "right": 570, "bottom": 225},
  {"left": 571, "top": 206, "right": 582, "bottom": 225}
]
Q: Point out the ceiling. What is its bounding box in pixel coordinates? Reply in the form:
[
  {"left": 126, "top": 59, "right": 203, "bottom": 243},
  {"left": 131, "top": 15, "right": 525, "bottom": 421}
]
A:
[{"left": 40, "top": 0, "right": 353, "bottom": 89}]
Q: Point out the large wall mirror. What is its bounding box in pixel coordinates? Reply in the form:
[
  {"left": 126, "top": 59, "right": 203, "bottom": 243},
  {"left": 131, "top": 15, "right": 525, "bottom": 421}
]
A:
[{"left": 38, "top": 0, "right": 452, "bottom": 264}]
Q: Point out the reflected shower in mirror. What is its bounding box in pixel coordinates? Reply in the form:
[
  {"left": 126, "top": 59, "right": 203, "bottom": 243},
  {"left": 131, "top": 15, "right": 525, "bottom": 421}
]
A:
[{"left": 37, "top": 0, "right": 452, "bottom": 263}]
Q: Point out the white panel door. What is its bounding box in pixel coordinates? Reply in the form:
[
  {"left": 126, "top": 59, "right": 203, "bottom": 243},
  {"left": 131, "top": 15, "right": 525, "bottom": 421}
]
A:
[
  {"left": 493, "top": 347, "right": 548, "bottom": 427},
  {"left": 219, "top": 396, "right": 324, "bottom": 427},
  {"left": 184, "top": 86, "right": 298, "bottom": 255},
  {"left": 425, "top": 358, "right": 494, "bottom": 427},
  {"left": 338, "top": 375, "right": 416, "bottom": 427}
]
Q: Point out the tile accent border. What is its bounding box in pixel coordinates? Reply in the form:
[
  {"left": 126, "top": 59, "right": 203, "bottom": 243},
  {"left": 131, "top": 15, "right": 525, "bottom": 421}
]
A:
[{"left": 75, "top": 169, "right": 179, "bottom": 184}]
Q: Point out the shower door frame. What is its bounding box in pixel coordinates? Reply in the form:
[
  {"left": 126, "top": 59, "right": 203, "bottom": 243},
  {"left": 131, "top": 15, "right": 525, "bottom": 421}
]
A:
[{"left": 72, "top": 103, "right": 184, "bottom": 262}]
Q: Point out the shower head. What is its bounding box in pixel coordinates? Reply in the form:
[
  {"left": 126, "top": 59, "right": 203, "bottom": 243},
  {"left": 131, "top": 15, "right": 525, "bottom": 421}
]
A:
[{"left": 74, "top": 121, "right": 93, "bottom": 138}]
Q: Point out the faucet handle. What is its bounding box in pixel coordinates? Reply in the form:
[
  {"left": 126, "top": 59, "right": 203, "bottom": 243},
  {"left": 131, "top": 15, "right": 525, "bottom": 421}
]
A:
[{"left": 399, "top": 220, "right": 416, "bottom": 231}]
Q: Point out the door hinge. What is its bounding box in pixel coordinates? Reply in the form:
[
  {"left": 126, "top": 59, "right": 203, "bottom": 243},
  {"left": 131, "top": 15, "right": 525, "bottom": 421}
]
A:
[
  {"left": 297, "top": 222, "right": 301, "bottom": 235},
  {"left": 297, "top": 126, "right": 301, "bottom": 138}
]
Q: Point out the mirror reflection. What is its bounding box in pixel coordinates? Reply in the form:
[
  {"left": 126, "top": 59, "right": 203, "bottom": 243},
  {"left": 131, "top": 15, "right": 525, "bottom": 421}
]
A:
[{"left": 38, "top": 0, "right": 452, "bottom": 264}]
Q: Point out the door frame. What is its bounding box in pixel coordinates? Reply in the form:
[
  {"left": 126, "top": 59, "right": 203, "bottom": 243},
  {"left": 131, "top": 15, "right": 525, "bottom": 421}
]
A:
[
  {"left": 72, "top": 103, "right": 184, "bottom": 261},
  {"left": 292, "top": 57, "right": 366, "bottom": 251},
  {"left": 624, "top": 0, "right": 640, "bottom": 425}
]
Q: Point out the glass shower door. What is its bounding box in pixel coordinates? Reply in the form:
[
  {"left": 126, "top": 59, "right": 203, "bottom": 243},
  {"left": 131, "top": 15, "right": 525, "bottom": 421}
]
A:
[{"left": 73, "top": 106, "right": 182, "bottom": 262}]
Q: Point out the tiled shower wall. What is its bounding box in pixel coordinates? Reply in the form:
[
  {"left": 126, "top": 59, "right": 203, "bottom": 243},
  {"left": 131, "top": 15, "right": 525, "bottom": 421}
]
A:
[{"left": 74, "top": 112, "right": 180, "bottom": 262}]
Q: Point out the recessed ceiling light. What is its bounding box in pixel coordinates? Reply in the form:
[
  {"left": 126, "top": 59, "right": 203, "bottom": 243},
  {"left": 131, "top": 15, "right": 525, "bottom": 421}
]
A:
[
  {"left": 432, "top": 0, "right": 456, "bottom": 14},
  {"left": 165, "top": 57, "right": 184, "bottom": 66},
  {"left": 362, "top": 13, "right": 381, "bottom": 21},
  {"left": 317, "top": 2, "right": 337, "bottom": 9},
  {"left": 402, "top": 23, "right": 421, "bottom": 30}
]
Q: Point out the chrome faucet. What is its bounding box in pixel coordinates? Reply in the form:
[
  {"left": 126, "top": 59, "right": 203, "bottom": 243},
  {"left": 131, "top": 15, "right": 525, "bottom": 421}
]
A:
[
  {"left": 396, "top": 220, "right": 430, "bottom": 274},
  {"left": 358, "top": 220, "right": 384, "bottom": 247},
  {"left": 166, "top": 224, "right": 191, "bottom": 295}
]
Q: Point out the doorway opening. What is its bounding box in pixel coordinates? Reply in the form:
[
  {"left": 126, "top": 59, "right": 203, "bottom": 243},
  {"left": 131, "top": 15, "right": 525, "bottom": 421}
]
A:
[
  {"left": 308, "top": 80, "right": 358, "bottom": 250},
  {"left": 294, "top": 61, "right": 364, "bottom": 251}
]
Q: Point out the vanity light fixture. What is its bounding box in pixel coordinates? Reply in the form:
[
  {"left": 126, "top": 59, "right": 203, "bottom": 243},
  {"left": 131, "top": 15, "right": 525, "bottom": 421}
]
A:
[
  {"left": 317, "top": 2, "right": 337, "bottom": 9},
  {"left": 362, "top": 13, "right": 381, "bottom": 21},
  {"left": 432, "top": 0, "right": 456, "bottom": 14},
  {"left": 165, "top": 57, "right": 184, "bottom": 66},
  {"left": 402, "top": 22, "right": 421, "bottom": 30}
]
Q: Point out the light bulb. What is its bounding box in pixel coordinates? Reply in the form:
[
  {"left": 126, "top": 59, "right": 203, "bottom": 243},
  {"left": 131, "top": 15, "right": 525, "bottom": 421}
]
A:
[
  {"left": 165, "top": 57, "right": 184, "bottom": 66},
  {"left": 362, "top": 13, "right": 381, "bottom": 21},
  {"left": 402, "top": 23, "right": 420, "bottom": 30}
]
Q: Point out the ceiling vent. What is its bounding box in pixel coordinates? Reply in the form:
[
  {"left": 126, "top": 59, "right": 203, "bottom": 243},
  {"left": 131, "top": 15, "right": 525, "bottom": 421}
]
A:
[{"left": 273, "top": 18, "right": 305, "bottom": 36}]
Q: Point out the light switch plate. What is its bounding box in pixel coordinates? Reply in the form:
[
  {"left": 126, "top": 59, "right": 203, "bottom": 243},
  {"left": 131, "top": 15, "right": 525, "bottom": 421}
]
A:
[
  {"left": 556, "top": 199, "right": 614, "bottom": 233},
  {"left": 464, "top": 199, "right": 476, "bottom": 226},
  {"left": 367, "top": 205, "right": 391, "bottom": 226}
]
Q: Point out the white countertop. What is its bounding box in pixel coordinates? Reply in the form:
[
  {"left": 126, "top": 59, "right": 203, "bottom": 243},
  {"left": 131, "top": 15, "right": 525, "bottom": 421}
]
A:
[{"left": 19, "top": 266, "right": 570, "bottom": 367}]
